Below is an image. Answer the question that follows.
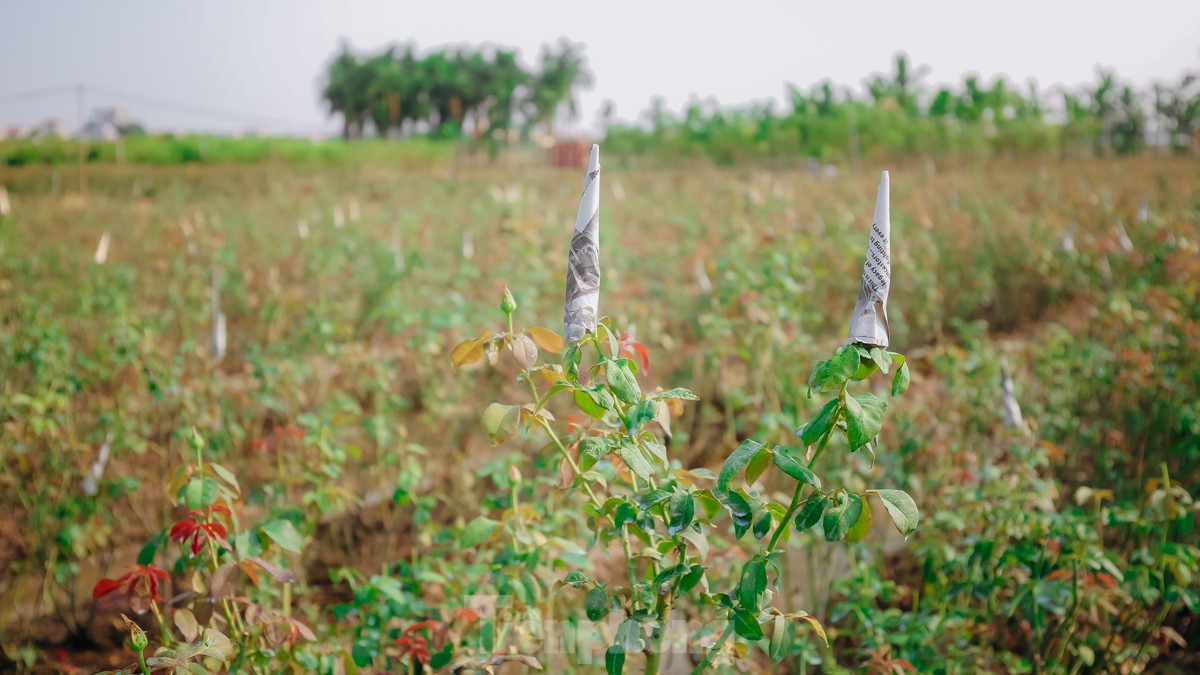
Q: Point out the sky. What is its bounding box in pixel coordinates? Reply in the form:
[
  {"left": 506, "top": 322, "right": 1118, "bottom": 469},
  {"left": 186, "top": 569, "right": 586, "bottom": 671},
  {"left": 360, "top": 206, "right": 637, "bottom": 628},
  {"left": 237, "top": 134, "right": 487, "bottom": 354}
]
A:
[{"left": 2, "top": 0, "right": 1199, "bottom": 137}]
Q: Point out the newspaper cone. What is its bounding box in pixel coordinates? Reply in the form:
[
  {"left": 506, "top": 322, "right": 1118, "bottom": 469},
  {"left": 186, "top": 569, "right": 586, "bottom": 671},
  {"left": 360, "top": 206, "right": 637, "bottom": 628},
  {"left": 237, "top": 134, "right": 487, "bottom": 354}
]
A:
[
  {"left": 94, "top": 232, "right": 111, "bottom": 265},
  {"left": 847, "top": 171, "right": 891, "bottom": 348},
  {"left": 564, "top": 144, "right": 601, "bottom": 343},
  {"left": 1000, "top": 357, "right": 1026, "bottom": 431},
  {"left": 0, "top": 186, "right": 10, "bottom": 217}
]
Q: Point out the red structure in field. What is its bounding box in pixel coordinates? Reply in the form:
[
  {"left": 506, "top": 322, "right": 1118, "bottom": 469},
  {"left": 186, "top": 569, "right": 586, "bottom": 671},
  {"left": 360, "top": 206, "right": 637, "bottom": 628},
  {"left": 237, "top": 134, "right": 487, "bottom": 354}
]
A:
[{"left": 548, "top": 140, "right": 591, "bottom": 168}]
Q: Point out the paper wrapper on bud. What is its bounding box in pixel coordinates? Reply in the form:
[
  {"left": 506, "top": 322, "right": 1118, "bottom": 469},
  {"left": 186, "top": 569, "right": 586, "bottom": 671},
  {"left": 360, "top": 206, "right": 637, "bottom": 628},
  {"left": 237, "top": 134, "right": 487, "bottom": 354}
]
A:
[
  {"left": 847, "top": 171, "right": 891, "bottom": 348},
  {"left": 564, "top": 144, "right": 601, "bottom": 343}
]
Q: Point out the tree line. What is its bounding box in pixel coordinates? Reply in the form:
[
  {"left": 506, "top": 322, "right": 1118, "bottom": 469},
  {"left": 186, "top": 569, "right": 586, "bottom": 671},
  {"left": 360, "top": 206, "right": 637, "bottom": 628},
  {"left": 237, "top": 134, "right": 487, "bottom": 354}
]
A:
[
  {"left": 321, "top": 44, "right": 1199, "bottom": 162},
  {"left": 321, "top": 39, "right": 590, "bottom": 145},
  {"left": 604, "top": 55, "right": 1200, "bottom": 163}
]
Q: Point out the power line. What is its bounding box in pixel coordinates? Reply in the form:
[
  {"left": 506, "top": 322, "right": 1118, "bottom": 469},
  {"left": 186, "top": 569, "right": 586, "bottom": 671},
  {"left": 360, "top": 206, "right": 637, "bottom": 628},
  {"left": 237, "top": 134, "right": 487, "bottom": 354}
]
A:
[
  {"left": 0, "top": 84, "right": 75, "bottom": 105},
  {"left": 86, "top": 84, "right": 325, "bottom": 129}
]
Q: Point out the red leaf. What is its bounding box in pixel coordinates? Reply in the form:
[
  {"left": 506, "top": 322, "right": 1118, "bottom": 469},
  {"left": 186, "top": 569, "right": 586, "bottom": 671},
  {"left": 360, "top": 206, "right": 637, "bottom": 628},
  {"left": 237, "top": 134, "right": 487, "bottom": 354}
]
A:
[{"left": 93, "top": 577, "right": 124, "bottom": 600}]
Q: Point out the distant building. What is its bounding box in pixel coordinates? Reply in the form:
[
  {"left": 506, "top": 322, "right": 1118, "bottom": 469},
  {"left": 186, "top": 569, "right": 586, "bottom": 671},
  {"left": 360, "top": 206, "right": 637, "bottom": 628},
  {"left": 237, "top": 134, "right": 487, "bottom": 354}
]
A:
[
  {"left": 82, "top": 107, "right": 142, "bottom": 140},
  {"left": 31, "top": 119, "right": 69, "bottom": 139},
  {"left": 1, "top": 124, "right": 28, "bottom": 140}
]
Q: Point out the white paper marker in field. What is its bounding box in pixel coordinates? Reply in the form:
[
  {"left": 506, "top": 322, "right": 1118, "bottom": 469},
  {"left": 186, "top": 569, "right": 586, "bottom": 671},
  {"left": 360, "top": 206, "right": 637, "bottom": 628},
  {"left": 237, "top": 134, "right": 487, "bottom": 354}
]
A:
[
  {"left": 348, "top": 198, "right": 361, "bottom": 223},
  {"left": 82, "top": 431, "right": 114, "bottom": 497},
  {"left": 694, "top": 258, "right": 713, "bottom": 294},
  {"left": 211, "top": 265, "right": 226, "bottom": 361},
  {"left": 1116, "top": 221, "right": 1134, "bottom": 254},
  {"left": 297, "top": 219, "right": 309, "bottom": 240},
  {"left": 564, "top": 144, "right": 601, "bottom": 343},
  {"left": 1061, "top": 223, "right": 1076, "bottom": 253},
  {"left": 392, "top": 227, "right": 405, "bottom": 271},
  {"left": 610, "top": 178, "right": 626, "bottom": 203},
  {"left": 0, "top": 186, "right": 10, "bottom": 217},
  {"left": 333, "top": 205, "right": 346, "bottom": 229},
  {"left": 1137, "top": 199, "right": 1148, "bottom": 224},
  {"left": 847, "top": 171, "right": 891, "bottom": 348},
  {"left": 1000, "top": 357, "right": 1027, "bottom": 432},
  {"left": 462, "top": 229, "right": 474, "bottom": 260},
  {"left": 94, "top": 232, "right": 111, "bottom": 265}
]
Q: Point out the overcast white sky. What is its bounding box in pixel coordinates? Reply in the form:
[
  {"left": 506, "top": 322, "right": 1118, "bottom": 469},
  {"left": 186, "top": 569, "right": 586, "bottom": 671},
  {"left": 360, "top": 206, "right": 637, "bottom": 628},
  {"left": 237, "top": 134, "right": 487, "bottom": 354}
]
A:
[{"left": 2, "top": 0, "right": 1198, "bottom": 136}]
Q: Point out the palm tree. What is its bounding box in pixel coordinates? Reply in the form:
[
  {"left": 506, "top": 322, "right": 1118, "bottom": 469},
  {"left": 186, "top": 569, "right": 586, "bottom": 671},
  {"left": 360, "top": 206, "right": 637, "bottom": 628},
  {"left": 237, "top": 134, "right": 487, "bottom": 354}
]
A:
[
  {"left": 527, "top": 39, "right": 592, "bottom": 140},
  {"left": 322, "top": 43, "right": 372, "bottom": 139},
  {"left": 1154, "top": 74, "right": 1200, "bottom": 154}
]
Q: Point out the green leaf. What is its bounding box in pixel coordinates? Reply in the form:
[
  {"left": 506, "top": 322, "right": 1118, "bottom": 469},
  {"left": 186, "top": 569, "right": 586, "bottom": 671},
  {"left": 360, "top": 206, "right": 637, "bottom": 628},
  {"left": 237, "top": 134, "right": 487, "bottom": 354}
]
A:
[
  {"left": 752, "top": 510, "right": 772, "bottom": 540},
  {"left": 769, "top": 614, "right": 791, "bottom": 664},
  {"left": 183, "top": 477, "right": 219, "bottom": 510},
  {"left": 637, "top": 489, "right": 673, "bottom": 510},
  {"left": 772, "top": 451, "right": 821, "bottom": 489},
  {"left": 668, "top": 491, "right": 695, "bottom": 536},
  {"left": 738, "top": 558, "right": 767, "bottom": 610},
  {"left": 794, "top": 493, "right": 829, "bottom": 531},
  {"left": 574, "top": 387, "right": 611, "bottom": 418},
  {"left": 578, "top": 437, "right": 613, "bottom": 472},
  {"left": 732, "top": 608, "right": 764, "bottom": 641},
  {"left": 679, "top": 564, "right": 706, "bottom": 593},
  {"left": 695, "top": 490, "right": 722, "bottom": 520},
  {"left": 892, "top": 361, "right": 911, "bottom": 396},
  {"left": 461, "top": 516, "right": 499, "bottom": 548},
  {"left": 869, "top": 347, "right": 891, "bottom": 374},
  {"left": 586, "top": 587, "right": 609, "bottom": 621},
  {"left": 623, "top": 400, "right": 658, "bottom": 433},
  {"left": 716, "top": 489, "right": 754, "bottom": 537},
  {"left": 137, "top": 530, "right": 168, "bottom": 566},
  {"left": 745, "top": 447, "right": 774, "bottom": 485},
  {"left": 846, "top": 495, "right": 872, "bottom": 543},
  {"left": 481, "top": 403, "right": 520, "bottom": 445},
  {"left": 260, "top": 519, "right": 304, "bottom": 553},
  {"left": 653, "top": 564, "right": 688, "bottom": 587},
  {"left": 653, "top": 387, "right": 700, "bottom": 401},
  {"left": 872, "top": 489, "right": 920, "bottom": 537},
  {"left": 718, "top": 439, "right": 766, "bottom": 491},
  {"left": 809, "top": 346, "right": 859, "bottom": 393},
  {"left": 852, "top": 359, "right": 879, "bottom": 381},
  {"left": 844, "top": 392, "right": 887, "bottom": 451},
  {"left": 616, "top": 619, "right": 645, "bottom": 652},
  {"left": 823, "top": 493, "right": 864, "bottom": 542},
  {"left": 798, "top": 399, "right": 840, "bottom": 447},
  {"left": 605, "top": 644, "right": 624, "bottom": 675},
  {"left": 606, "top": 359, "right": 642, "bottom": 404},
  {"left": 209, "top": 463, "right": 241, "bottom": 494},
  {"left": 617, "top": 443, "right": 653, "bottom": 480},
  {"left": 561, "top": 571, "right": 595, "bottom": 589}
]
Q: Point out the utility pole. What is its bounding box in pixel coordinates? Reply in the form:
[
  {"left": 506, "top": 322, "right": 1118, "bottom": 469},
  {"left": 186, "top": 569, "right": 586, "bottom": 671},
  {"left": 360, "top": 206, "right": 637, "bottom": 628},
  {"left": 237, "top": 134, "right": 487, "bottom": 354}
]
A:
[{"left": 76, "top": 82, "right": 87, "bottom": 195}]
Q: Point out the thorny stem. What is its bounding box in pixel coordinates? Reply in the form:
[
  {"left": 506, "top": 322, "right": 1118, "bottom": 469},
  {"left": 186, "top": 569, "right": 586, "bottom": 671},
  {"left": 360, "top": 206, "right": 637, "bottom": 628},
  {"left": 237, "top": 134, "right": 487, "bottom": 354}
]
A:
[
  {"left": 205, "top": 519, "right": 245, "bottom": 639},
  {"left": 148, "top": 599, "right": 172, "bottom": 647},
  {"left": 768, "top": 420, "right": 835, "bottom": 552},
  {"left": 690, "top": 623, "right": 735, "bottom": 675},
  {"left": 530, "top": 378, "right": 641, "bottom": 609},
  {"left": 644, "top": 543, "right": 688, "bottom": 675}
]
